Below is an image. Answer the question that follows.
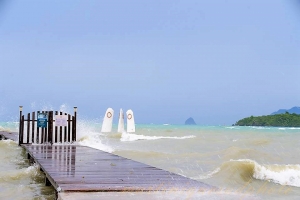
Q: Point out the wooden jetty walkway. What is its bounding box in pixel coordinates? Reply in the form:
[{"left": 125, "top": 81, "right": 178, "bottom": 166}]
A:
[{"left": 0, "top": 131, "right": 215, "bottom": 199}]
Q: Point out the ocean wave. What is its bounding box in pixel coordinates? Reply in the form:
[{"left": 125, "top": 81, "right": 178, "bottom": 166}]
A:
[
  {"left": 193, "top": 168, "right": 221, "bottom": 180},
  {"left": 105, "top": 132, "right": 122, "bottom": 139},
  {"left": 78, "top": 135, "right": 114, "bottom": 153},
  {"left": 120, "top": 132, "right": 195, "bottom": 142},
  {"left": 279, "top": 127, "right": 300, "bottom": 130},
  {"left": 0, "top": 139, "right": 17, "bottom": 146},
  {"left": 225, "top": 127, "right": 239, "bottom": 129},
  {"left": 249, "top": 160, "right": 300, "bottom": 187},
  {"left": 0, "top": 125, "right": 12, "bottom": 132},
  {"left": 213, "top": 159, "right": 300, "bottom": 187},
  {"left": 0, "top": 139, "right": 20, "bottom": 154},
  {"left": 0, "top": 164, "right": 40, "bottom": 182},
  {"left": 251, "top": 127, "right": 271, "bottom": 130}
]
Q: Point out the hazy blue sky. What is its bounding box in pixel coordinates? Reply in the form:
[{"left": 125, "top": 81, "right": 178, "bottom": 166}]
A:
[{"left": 0, "top": 0, "right": 300, "bottom": 125}]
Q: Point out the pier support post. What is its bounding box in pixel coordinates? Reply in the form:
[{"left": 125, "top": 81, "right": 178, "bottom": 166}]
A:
[
  {"left": 73, "top": 107, "right": 77, "bottom": 142},
  {"left": 45, "top": 177, "right": 51, "bottom": 186},
  {"left": 48, "top": 111, "right": 53, "bottom": 144},
  {"left": 18, "top": 106, "right": 23, "bottom": 145},
  {"left": 27, "top": 153, "right": 34, "bottom": 163}
]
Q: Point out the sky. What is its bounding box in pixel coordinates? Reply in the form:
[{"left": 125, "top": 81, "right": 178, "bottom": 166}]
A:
[{"left": 0, "top": 0, "right": 300, "bottom": 125}]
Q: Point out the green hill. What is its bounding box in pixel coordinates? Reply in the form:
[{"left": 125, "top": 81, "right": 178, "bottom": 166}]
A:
[
  {"left": 234, "top": 112, "right": 300, "bottom": 127},
  {"left": 271, "top": 106, "right": 300, "bottom": 115}
]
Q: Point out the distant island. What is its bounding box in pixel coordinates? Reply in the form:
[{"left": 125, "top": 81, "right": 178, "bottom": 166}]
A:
[
  {"left": 234, "top": 112, "right": 300, "bottom": 127},
  {"left": 271, "top": 106, "right": 300, "bottom": 115},
  {"left": 185, "top": 117, "right": 196, "bottom": 125}
]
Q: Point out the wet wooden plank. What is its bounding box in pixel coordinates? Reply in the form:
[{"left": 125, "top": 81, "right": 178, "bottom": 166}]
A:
[
  {"left": 0, "top": 131, "right": 215, "bottom": 195},
  {"left": 57, "top": 183, "right": 210, "bottom": 192},
  {"left": 19, "top": 144, "right": 213, "bottom": 193}
]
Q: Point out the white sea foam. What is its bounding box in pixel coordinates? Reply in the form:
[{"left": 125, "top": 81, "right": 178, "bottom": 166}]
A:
[
  {"left": 78, "top": 135, "right": 114, "bottom": 153},
  {"left": 120, "top": 132, "right": 195, "bottom": 142},
  {"left": 76, "top": 119, "right": 113, "bottom": 153},
  {"left": 251, "top": 127, "right": 270, "bottom": 130},
  {"left": 198, "top": 159, "right": 300, "bottom": 187},
  {"left": 278, "top": 127, "right": 300, "bottom": 130},
  {"left": 225, "top": 127, "right": 239, "bottom": 129},
  {"left": 233, "top": 159, "right": 300, "bottom": 187},
  {"left": 0, "top": 164, "right": 40, "bottom": 181},
  {"left": 193, "top": 167, "right": 221, "bottom": 180}
]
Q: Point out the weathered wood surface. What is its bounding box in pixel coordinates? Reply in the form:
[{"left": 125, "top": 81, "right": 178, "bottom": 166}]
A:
[
  {"left": 21, "top": 144, "right": 213, "bottom": 192},
  {"left": 0, "top": 131, "right": 214, "bottom": 193}
]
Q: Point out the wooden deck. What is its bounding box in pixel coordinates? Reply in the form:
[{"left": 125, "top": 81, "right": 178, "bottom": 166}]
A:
[{"left": 0, "top": 131, "right": 215, "bottom": 199}]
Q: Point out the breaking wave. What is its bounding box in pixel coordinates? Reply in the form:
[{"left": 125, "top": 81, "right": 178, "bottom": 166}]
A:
[
  {"left": 120, "top": 132, "right": 196, "bottom": 142},
  {"left": 78, "top": 135, "right": 114, "bottom": 153},
  {"left": 198, "top": 159, "right": 300, "bottom": 187}
]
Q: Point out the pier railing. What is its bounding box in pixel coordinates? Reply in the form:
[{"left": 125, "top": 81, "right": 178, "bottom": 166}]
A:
[{"left": 18, "top": 106, "right": 77, "bottom": 145}]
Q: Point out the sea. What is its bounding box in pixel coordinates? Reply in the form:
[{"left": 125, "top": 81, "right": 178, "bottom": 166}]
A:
[{"left": 1, "top": 120, "right": 300, "bottom": 199}]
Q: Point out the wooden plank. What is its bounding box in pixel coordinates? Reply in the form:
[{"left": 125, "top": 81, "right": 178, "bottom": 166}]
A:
[
  {"left": 55, "top": 111, "right": 58, "bottom": 143},
  {"left": 72, "top": 116, "right": 75, "bottom": 142},
  {"left": 21, "top": 115, "right": 24, "bottom": 144},
  {"left": 74, "top": 108, "right": 77, "bottom": 141},
  {"left": 18, "top": 109, "right": 23, "bottom": 145},
  {"left": 37, "top": 111, "right": 40, "bottom": 144},
  {"left": 64, "top": 113, "right": 67, "bottom": 142},
  {"left": 27, "top": 113, "right": 30, "bottom": 143},
  {"left": 19, "top": 144, "right": 213, "bottom": 194},
  {"left": 32, "top": 112, "right": 35, "bottom": 143},
  {"left": 67, "top": 114, "right": 70, "bottom": 142},
  {"left": 60, "top": 111, "right": 63, "bottom": 142},
  {"left": 57, "top": 183, "right": 210, "bottom": 192},
  {"left": 48, "top": 111, "right": 53, "bottom": 144},
  {"left": 45, "top": 111, "right": 48, "bottom": 144},
  {"left": 41, "top": 111, "right": 45, "bottom": 143}
]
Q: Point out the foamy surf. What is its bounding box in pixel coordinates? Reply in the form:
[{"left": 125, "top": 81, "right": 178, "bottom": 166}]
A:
[
  {"left": 0, "top": 164, "right": 40, "bottom": 182},
  {"left": 193, "top": 168, "right": 221, "bottom": 180},
  {"left": 214, "top": 159, "right": 300, "bottom": 187},
  {"left": 120, "top": 132, "right": 195, "bottom": 142},
  {"left": 249, "top": 160, "right": 300, "bottom": 187},
  {"left": 78, "top": 135, "right": 114, "bottom": 153}
]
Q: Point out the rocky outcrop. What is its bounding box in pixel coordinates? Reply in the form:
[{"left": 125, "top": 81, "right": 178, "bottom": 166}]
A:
[{"left": 185, "top": 117, "right": 196, "bottom": 125}]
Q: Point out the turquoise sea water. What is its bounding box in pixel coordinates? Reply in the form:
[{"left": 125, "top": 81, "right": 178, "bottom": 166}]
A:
[{"left": 1, "top": 121, "right": 300, "bottom": 199}]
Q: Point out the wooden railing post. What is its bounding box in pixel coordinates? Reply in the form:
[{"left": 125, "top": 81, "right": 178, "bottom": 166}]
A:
[
  {"left": 60, "top": 111, "right": 63, "bottom": 142},
  {"left": 73, "top": 107, "right": 77, "bottom": 142},
  {"left": 32, "top": 112, "right": 35, "bottom": 143},
  {"left": 67, "top": 114, "right": 71, "bottom": 142},
  {"left": 21, "top": 115, "right": 24, "bottom": 142},
  {"left": 45, "top": 111, "right": 48, "bottom": 144},
  {"left": 48, "top": 111, "right": 53, "bottom": 144},
  {"left": 64, "top": 113, "right": 67, "bottom": 142},
  {"left": 18, "top": 106, "right": 23, "bottom": 145},
  {"left": 37, "top": 111, "right": 40, "bottom": 144},
  {"left": 27, "top": 113, "right": 30, "bottom": 143},
  {"left": 55, "top": 111, "right": 58, "bottom": 143},
  {"left": 41, "top": 111, "right": 45, "bottom": 144}
]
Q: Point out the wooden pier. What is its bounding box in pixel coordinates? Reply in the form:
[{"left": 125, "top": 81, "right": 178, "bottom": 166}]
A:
[{"left": 0, "top": 131, "right": 215, "bottom": 199}]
